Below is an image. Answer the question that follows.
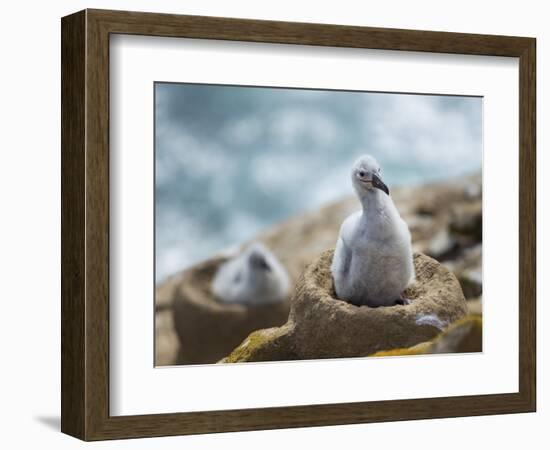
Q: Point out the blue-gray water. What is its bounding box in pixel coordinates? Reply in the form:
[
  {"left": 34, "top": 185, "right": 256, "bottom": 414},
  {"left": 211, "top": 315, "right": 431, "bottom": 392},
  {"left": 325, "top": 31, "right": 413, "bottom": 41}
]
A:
[{"left": 155, "top": 83, "right": 482, "bottom": 283}]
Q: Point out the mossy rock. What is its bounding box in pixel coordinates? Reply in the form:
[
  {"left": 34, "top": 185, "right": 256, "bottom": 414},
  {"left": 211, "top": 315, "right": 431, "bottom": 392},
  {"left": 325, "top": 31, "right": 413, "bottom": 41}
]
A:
[
  {"left": 221, "top": 324, "right": 298, "bottom": 363},
  {"left": 172, "top": 256, "right": 290, "bottom": 365},
  {"left": 224, "top": 249, "right": 467, "bottom": 363},
  {"left": 371, "top": 315, "right": 482, "bottom": 356},
  {"left": 429, "top": 315, "right": 482, "bottom": 353}
]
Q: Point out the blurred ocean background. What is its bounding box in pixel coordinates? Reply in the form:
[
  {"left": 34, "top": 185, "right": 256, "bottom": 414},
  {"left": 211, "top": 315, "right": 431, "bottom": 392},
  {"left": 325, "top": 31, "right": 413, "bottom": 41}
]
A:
[{"left": 155, "top": 83, "right": 482, "bottom": 283}]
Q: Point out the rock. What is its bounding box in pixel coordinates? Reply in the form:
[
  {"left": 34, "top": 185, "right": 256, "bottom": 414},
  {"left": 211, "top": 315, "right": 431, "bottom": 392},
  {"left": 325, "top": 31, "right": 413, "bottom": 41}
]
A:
[
  {"left": 459, "top": 268, "right": 482, "bottom": 298},
  {"left": 445, "top": 243, "right": 482, "bottom": 272},
  {"left": 155, "top": 308, "right": 180, "bottom": 366},
  {"left": 410, "top": 173, "right": 481, "bottom": 217},
  {"left": 445, "top": 244, "right": 482, "bottom": 300},
  {"left": 156, "top": 272, "right": 184, "bottom": 311},
  {"left": 406, "top": 214, "right": 435, "bottom": 235},
  {"left": 221, "top": 324, "right": 297, "bottom": 363},
  {"left": 171, "top": 256, "right": 290, "bottom": 365},
  {"left": 370, "top": 315, "right": 482, "bottom": 356},
  {"left": 467, "top": 297, "right": 482, "bottom": 316},
  {"left": 428, "top": 315, "right": 482, "bottom": 353},
  {"left": 426, "top": 229, "right": 458, "bottom": 260},
  {"left": 395, "top": 174, "right": 481, "bottom": 262},
  {"left": 223, "top": 250, "right": 467, "bottom": 362},
  {"left": 464, "top": 183, "right": 482, "bottom": 200},
  {"left": 449, "top": 200, "right": 482, "bottom": 241}
]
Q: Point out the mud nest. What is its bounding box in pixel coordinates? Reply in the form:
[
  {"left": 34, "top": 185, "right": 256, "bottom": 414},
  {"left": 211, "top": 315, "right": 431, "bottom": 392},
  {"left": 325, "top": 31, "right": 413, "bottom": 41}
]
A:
[{"left": 172, "top": 256, "right": 290, "bottom": 365}]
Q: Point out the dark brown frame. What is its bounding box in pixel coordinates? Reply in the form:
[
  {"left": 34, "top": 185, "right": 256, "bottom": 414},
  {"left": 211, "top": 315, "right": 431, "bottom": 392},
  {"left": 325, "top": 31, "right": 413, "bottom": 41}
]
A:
[{"left": 61, "top": 8, "right": 536, "bottom": 441}]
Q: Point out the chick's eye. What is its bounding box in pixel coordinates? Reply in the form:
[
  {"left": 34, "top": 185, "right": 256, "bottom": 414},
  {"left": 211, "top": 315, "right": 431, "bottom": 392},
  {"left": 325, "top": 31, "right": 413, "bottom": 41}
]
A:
[{"left": 358, "top": 171, "right": 365, "bottom": 177}]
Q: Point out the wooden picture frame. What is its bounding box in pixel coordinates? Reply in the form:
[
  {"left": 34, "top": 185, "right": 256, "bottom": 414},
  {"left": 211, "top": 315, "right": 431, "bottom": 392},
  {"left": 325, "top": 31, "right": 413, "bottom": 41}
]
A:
[{"left": 61, "top": 8, "right": 536, "bottom": 441}]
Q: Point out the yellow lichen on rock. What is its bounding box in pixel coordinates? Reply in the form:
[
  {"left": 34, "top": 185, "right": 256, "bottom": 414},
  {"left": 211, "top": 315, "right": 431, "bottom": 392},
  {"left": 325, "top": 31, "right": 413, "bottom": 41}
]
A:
[
  {"left": 222, "top": 324, "right": 297, "bottom": 363},
  {"left": 429, "top": 315, "right": 482, "bottom": 354},
  {"left": 370, "top": 315, "right": 482, "bottom": 357},
  {"left": 369, "top": 341, "right": 433, "bottom": 357}
]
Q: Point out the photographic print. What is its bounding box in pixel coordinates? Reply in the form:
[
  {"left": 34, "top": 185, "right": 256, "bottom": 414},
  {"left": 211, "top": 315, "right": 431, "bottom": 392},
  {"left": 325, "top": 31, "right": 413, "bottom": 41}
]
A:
[{"left": 154, "top": 83, "right": 482, "bottom": 366}]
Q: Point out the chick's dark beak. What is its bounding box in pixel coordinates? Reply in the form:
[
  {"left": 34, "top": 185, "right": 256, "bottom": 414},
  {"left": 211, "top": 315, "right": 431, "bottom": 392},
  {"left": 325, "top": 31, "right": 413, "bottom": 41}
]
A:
[
  {"left": 249, "top": 252, "right": 271, "bottom": 271},
  {"left": 372, "top": 173, "right": 389, "bottom": 195}
]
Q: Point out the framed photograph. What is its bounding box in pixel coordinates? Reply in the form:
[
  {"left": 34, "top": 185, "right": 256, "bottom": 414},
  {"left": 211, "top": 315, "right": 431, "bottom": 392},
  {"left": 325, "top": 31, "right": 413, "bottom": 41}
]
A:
[{"left": 61, "top": 9, "right": 536, "bottom": 441}]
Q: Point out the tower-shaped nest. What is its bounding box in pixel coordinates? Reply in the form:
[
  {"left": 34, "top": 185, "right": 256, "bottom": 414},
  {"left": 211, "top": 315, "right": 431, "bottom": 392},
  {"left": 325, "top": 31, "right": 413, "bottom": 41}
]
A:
[{"left": 171, "top": 256, "right": 290, "bottom": 365}]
